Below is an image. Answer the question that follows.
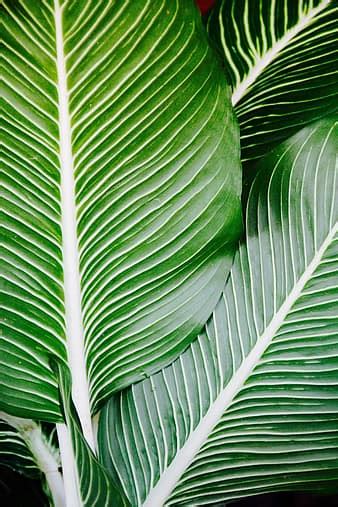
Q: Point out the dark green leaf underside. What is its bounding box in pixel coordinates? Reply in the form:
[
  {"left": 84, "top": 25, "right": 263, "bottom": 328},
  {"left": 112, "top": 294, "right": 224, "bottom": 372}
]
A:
[{"left": 208, "top": 0, "right": 338, "bottom": 164}]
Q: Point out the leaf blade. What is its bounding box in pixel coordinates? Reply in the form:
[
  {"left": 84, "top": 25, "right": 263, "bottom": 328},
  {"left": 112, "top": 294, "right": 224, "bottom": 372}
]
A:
[
  {"left": 1, "top": 0, "right": 242, "bottom": 421},
  {"left": 99, "top": 117, "right": 338, "bottom": 506},
  {"left": 1, "top": 0, "right": 67, "bottom": 421},
  {"left": 54, "top": 361, "right": 129, "bottom": 507},
  {"left": 207, "top": 0, "right": 338, "bottom": 163}
]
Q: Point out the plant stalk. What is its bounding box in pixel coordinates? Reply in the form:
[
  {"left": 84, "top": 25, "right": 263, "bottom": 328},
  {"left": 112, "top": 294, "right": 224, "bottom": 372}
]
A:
[
  {"left": 1, "top": 414, "right": 65, "bottom": 507},
  {"left": 56, "top": 423, "right": 81, "bottom": 507}
]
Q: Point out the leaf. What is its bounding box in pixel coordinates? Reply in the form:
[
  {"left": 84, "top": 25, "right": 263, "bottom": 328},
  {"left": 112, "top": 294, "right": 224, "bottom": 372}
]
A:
[
  {"left": 52, "top": 361, "right": 129, "bottom": 507},
  {"left": 0, "top": 415, "right": 64, "bottom": 506},
  {"left": 98, "top": 117, "right": 338, "bottom": 506},
  {"left": 1, "top": 0, "right": 241, "bottom": 426},
  {"left": 207, "top": 0, "right": 338, "bottom": 163},
  {"left": 0, "top": 421, "right": 40, "bottom": 479}
]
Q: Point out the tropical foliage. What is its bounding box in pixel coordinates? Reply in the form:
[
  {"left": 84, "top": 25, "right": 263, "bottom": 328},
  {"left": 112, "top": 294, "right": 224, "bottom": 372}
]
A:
[
  {"left": 1, "top": 0, "right": 337, "bottom": 506},
  {"left": 100, "top": 116, "right": 337, "bottom": 506}
]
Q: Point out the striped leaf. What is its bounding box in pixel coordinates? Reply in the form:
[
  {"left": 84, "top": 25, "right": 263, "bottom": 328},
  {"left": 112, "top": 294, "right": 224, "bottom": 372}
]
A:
[
  {"left": 207, "top": 0, "right": 338, "bottom": 163},
  {"left": 53, "top": 361, "right": 129, "bottom": 506},
  {"left": 1, "top": 0, "right": 241, "bottom": 436},
  {"left": 98, "top": 117, "right": 338, "bottom": 506},
  {"left": 0, "top": 421, "right": 40, "bottom": 479},
  {"left": 0, "top": 416, "right": 64, "bottom": 506}
]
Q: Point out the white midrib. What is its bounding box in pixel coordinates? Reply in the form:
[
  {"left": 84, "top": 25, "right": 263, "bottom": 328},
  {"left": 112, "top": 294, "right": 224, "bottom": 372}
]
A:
[
  {"left": 143, "top": 221, "right": 337, "bottom": 507},
  {"left": 54, "top": 0, "right": 93, "bottom": 446},
  {"left": 231, "top": 0, "right": 331, "bottom": 105},
  {"left": 54, "top": 1, "right": 95, "bottom": 503},
  {"left": 25, "top": 423, "right": 65, "bottom": 507}
]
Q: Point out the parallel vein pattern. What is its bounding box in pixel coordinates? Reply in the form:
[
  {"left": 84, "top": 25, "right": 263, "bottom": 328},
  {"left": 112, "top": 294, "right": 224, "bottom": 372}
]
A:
[
  {"left": 63, "top": 0, "right": 241, "bottom": 410},
  {"left": 207, "top": 0, "right": 338, "bottom": 162},
  {"left": 0, "top": 421, "right": 40, "bottom": 478},
  {"left": 54, "top": 362, "right": 128, "bottom": 507},
  {"left": 1, "top": 0, "right": 241, "bottom": 421},
  {"left": 1, "top": 0, "right": 67, "bottom": 420},
  {"left": 99, "top": 118, "right": 338, "bottom": 506}
]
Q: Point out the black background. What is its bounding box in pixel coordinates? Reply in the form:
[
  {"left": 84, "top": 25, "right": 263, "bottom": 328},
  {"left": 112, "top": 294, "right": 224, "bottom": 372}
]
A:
[{"left": 1, "top": 465, "right": 338, "bottom": 507}]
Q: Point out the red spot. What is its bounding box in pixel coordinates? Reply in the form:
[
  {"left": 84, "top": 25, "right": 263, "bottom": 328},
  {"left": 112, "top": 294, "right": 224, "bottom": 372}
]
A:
[{"left": 196, "top": 0, "right": 215, "bottom": 15}]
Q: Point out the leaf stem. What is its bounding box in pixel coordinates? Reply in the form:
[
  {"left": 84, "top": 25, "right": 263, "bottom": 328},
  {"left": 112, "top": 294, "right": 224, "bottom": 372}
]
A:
[
  {"left": 56, "top": 423, "right": 81, "bottom": 507},
  {"left": 142, "top": 221, "right": 338, "bottom": 506},
  {"left": 1, "top": 414, "right": 65, "bottom": 507},
  {"left": 54, "top": 0, "right": 95, "bottom": 451}
]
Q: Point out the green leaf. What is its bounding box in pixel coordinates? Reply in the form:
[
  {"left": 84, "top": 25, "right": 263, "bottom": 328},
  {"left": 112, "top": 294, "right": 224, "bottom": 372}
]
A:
[
  {"left": 53, "top": 361, "right": 129, "bottom": 507},
  {"left": 0, "top": 415, "right": 64, "bottom": 506},
  {"left": 1, "top": 0, "right": 241, "bottom": 429},
  {"left": 0, "top": 421, "right": 40, "bottom": 479},
  {"left": 98, "top": 117, "right": 338, "bottom": 506},
  {"left": 207, "top": 0, "right": 337, "bottom": 163}
]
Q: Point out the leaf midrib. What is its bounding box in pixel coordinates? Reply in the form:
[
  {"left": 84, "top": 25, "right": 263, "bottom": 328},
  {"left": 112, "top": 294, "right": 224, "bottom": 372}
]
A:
[
  {"left": 231, "top": 0, "right": 331, "bottom": 105},
  {"left": 142, "top": 221, "right": 338, "bottom": 507},
  {"left": 54, "top": 0, "right": 93, "bottom": 448}
]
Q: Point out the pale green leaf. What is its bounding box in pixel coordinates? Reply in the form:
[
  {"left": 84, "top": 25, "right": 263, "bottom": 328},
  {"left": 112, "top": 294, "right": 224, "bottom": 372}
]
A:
[
  {"left": 98, "top": 117, "right": 338, "bottom": 506},
  {"left": 1, "top": 0, "right": 241, "bottom": 428}
]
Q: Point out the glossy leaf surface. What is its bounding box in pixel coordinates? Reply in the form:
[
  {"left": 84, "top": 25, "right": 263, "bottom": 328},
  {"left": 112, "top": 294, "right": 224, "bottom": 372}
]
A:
[
  {"left": 99, "top": 118, "right": 338, "bottom": 506},
  {"left": 1, "top": 0, "right": 241, "bottom": 423}
]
